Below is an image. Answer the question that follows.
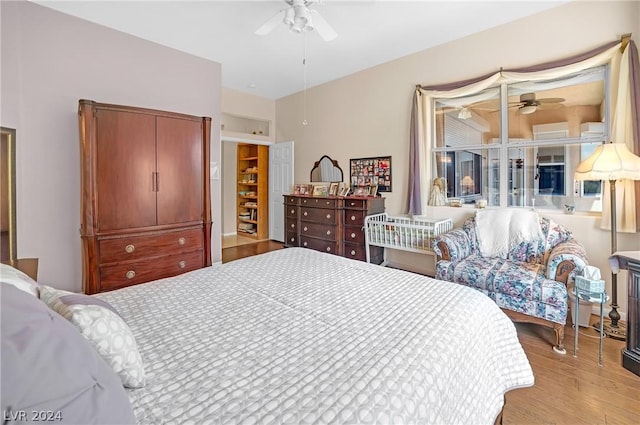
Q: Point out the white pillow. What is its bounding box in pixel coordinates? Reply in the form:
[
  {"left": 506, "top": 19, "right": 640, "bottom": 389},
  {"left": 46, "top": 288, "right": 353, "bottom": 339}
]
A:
[
  {"left": 39, "top": 285, "right": 146, "bottom": 388},
  {"left": 0, "top": 263, "right": 39, "bottom": 297}
]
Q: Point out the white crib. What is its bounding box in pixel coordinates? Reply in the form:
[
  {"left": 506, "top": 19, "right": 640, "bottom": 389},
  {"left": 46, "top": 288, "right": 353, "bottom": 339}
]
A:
[{"left": 364, "top": 213, "right": 453, "bottom": 265}]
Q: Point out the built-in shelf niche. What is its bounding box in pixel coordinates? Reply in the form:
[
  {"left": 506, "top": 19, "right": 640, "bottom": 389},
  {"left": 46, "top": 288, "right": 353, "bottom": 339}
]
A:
[{"left": 221, "top": 112, "right": 271, "bottom": 142}]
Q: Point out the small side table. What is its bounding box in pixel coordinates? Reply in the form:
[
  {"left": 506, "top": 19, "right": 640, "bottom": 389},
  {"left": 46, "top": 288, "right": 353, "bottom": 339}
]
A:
[
  {"left": 1, "top": 258, "right": 38, "bottom": 281},
  {"left": 572, "top": 286, "right": 609, "bottom": 366}
]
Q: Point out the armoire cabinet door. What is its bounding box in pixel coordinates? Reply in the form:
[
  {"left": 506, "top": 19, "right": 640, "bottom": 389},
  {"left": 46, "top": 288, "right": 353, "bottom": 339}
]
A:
[
  {"left": 96, "top": 109, "right": 157, "bottom": 231},
  {"left": 156, "top": 116, "right": 203, "bottom": 225}
]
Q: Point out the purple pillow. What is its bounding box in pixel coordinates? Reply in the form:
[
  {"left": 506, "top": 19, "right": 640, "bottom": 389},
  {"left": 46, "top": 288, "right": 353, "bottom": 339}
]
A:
[{"left": 1, "top": 284, "right": 136, "bottom": 424}]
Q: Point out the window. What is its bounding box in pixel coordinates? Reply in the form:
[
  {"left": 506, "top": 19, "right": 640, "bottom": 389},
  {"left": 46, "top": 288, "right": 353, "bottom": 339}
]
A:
[{"left": 432, "top": 65, "right": 608, "bottom": 211}]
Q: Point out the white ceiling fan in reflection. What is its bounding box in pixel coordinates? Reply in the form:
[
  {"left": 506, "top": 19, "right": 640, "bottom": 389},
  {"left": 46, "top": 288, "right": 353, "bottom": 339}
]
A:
[{"left": 255, "top": 0, "right": 338, "bottom": 41}]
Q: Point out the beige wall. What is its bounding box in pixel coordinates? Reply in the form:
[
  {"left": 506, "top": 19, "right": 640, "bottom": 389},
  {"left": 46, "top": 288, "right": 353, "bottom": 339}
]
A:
[
  {"left": 275, "top": 1, "right": 640, "bottom": 318},
  {"left": 1, "top": 1, "right": 222, "bottom": 291}
]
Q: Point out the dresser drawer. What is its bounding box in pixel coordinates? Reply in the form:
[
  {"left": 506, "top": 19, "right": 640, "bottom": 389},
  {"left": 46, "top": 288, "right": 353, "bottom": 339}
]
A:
[
  {"left": 99, "top": 250, "right": 204, "bottom": 292},
  {"left": 344, "top": 209, "right": 366, "bottom": 225},
  {"left": 300, "top": 222, "right": 337, "bottom": 240},
  {"left": 300, "top": 236, "right": 338, "bottom": 255},
  {"left": 344, "top": 225, "right": 365, "bottom": 244},
  {"left": 301, "top": 197, "right": 337, "bottom": 208},
  {"left": 344, "top": 198, "right": 367, "bottom": 209},
  {"left": 284, "top": 196, "right": 300, "bottom": 205},
  {"left": 300, "top": 207, "right": 338, "bottom": 224},
  {"left": 343, "top": 243, "right": 366, "bottom": 261},
  {"left": 99, "top": 228, "right": 203, "bottom": 264},
  {"left": 286, "top": 205, "right": 298, "bottom": 219},
  {"left": 285, "top": 232, "right": 299, "bottom": 247},
  {"left": 285, "top": 218, "right": 298, "bottom": 232}
]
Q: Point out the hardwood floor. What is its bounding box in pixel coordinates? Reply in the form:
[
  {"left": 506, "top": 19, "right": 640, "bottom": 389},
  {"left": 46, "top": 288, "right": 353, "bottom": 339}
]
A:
[{"left": 222, "top": 242, "right": 640, "bottom": 424}]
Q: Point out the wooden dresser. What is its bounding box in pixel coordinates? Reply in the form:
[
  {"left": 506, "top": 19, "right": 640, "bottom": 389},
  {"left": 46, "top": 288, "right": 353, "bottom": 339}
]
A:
[
  {"left": 283, "top": 195, "right": 385, "bottom": 263},
  {"left": 78, "top": 100, "right": 212, "bottom": 294}
]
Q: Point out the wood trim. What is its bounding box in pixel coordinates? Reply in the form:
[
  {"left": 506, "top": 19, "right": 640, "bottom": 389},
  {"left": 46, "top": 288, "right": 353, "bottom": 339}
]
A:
[{"left": 502, "top": 309, "right": 565, "bottom": 353}]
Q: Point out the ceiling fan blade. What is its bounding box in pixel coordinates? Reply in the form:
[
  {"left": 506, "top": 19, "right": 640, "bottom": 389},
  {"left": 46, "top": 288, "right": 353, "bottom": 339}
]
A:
[
  {"left": 255, "top": 9, "right": 286, "bottom": 36},
  {"left": 309, "top": 9, "right": 337, "bottom": 41},
  {"left": 538, "top": 97, "right": 565, "bottom": 103}
]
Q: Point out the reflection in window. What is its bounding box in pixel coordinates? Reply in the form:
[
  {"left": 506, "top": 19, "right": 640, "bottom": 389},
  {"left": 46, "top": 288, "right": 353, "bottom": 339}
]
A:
[{"left": 432, "top": 65, "right": 608, "bottom": 211}]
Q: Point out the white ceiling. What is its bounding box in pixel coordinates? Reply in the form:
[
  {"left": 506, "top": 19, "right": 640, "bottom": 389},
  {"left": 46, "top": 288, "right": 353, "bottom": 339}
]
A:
[{"left": 33, "top": 0, "right": 568, "bottom": 100}]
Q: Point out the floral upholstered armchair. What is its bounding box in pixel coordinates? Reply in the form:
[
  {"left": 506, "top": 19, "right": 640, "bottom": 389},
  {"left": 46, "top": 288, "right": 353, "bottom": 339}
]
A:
[{"left": 433, "top": 213, "right": 588, "bottom": 354}]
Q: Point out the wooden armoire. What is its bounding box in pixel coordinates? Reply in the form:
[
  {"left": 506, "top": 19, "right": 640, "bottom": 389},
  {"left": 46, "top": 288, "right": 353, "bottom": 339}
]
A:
[{"left": 78, "top": 100, "right": 212, "bottom": 294}]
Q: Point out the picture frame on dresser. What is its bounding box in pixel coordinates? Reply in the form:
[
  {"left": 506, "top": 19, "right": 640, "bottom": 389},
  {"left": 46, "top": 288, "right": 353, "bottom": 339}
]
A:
[
  {"left": 329, "top": 182, "right": 339, "bottom": 196},
  {"left": 338, "top": 184, "right": 350, "bottom": 197},
  {"left": 353, "top": 186, "right": 370, "bottom": 196},
  {"left": 312, "top": 184, "right": 329, "bottom": 197}
]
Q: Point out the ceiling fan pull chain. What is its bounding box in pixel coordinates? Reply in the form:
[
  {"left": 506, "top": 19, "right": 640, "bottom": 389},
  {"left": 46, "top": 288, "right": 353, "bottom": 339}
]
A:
[{"left": 302, "top": 32, "right": 308, "bottom": 126}]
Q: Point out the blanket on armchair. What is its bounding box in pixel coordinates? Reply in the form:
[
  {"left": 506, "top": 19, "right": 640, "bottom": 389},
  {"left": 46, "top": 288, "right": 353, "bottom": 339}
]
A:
[{"left": 475, "top": 209, "right": 543, "bottom": 258}]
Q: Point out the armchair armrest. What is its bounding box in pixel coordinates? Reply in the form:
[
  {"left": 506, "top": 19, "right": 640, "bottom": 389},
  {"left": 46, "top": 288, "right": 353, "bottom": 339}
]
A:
[
  {"left": 433, "top": 229, "right": 473, "bottom": 264},
  {"left": 546, "top": 238, "right": 588, "bottom": 284}
]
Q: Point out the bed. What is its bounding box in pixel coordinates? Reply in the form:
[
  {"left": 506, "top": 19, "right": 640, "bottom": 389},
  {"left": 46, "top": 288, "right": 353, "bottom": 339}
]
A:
[{"left": 2, "top": 248, "right": 534, "bottom": 425}]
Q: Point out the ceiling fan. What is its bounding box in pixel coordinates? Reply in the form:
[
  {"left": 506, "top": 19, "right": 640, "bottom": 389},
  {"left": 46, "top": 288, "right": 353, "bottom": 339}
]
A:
[
  {"left": 255, "top": 0, "right": 338, "bottom": 41},
  {"left": 510, "top": 92, "right": 565, "bottom": 114}
]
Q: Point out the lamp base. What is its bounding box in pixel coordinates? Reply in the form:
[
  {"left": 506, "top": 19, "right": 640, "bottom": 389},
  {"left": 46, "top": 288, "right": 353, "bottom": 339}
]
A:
[{"left": 593, "top": 318, "right": 626, "bottom": 341}]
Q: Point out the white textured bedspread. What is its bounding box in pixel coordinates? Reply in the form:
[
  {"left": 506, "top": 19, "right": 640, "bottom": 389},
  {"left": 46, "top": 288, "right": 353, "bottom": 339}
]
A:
[{"left": 98, "top": 248, "right": 534, "bottom": 425}]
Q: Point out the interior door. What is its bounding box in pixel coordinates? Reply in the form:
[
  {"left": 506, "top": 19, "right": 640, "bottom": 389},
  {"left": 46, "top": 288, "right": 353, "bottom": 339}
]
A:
[
  {"left": 269, "top": 141, "right": 294, "bottom": 242},
  {"left": 156, "top": 116, "right": 203, "bottom": 225},
  {"left": 96, "top": 109, "right": 156, "bottom": 231}
]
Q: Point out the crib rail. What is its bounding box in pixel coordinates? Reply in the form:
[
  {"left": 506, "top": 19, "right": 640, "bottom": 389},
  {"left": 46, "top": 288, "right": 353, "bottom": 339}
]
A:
[{"left": 364, "top": 213, "right": 453, "bottom": 264}]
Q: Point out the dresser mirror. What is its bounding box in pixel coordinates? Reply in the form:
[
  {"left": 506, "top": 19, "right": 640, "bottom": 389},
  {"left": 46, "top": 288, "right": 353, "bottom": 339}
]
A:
[
  {"left": 310, "top": 155, "right": 343, "bottom": 182},
  {"left": 1, "top": 127, "right": 17, "bottom": 261}
]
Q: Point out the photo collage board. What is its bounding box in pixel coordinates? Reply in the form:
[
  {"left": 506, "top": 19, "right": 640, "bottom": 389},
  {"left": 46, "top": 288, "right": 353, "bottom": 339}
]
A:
[{"left": 350, "top": 156, "right": 392, "bottom": 192}]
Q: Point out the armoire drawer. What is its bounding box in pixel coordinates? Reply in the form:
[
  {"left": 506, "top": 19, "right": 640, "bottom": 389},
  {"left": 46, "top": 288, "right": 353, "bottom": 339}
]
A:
[
  {"left": 300, "top": 236, "right": 338, "bottom": 255},
  {"left": 300, "top": 222, "right": 337, "bottom": 240},
  {"left": 300, "top": 207, "right": 337, "bottom": 224},
  {"left": 99, "top": 250, "right": 204, "bottom": 292},
  {"left": 99, "top": 228, "right": 204, "bottom": 264}
]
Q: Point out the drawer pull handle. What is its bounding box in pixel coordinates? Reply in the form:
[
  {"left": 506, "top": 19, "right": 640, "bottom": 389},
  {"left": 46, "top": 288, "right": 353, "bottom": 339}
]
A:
[
  {"left": 351, "top": 232, "right": 356, "bottom": 238},
  {"left": 351, "top": 250, "right": 356, "bottom": 255},
  {"left": 178, "top": 260, "right": 186, "bottom": 269},
  {"left": 350, "top": 202, "right": 355, "bottom": 206},
  {"left": 125, "top": 244, "right": 135, "bottom": 253},
  {"left": 125, "top": 270, "right": 136, "bottom": 279},
  {"left": 326, "top": 213, "right": 331, "bottom": 219},
  {"left": 290, "top": 237, "right": 295, "bottom": 242},
  {"left": 326, "top": 247, "right": 331, "bottom": 252},
  {"left": 304, "top": 211, "right": 308, "bottom": 216},
  {"left": 178, "top": 237, "right": 186, "bottom": 245},
  {"left": 303, "top": 241, "right": 308, "bottom": 247},
  {"left": 351, "top": 215, "right": 356, "bottom": 221},
  {"left": 326, "top": 230, "right": 331, "bottom": 236},
  {"left": 290, "top": 223, "right": 295, "bottom": 228},
  {"left": 290, "top": 209, "right": 295, "bottom": 214},
  {"left": 303, "top": 226, "right": 308, "bottom": 232},
  {"left": 325, "top": 201, "right": 330, "bottom": 205}
]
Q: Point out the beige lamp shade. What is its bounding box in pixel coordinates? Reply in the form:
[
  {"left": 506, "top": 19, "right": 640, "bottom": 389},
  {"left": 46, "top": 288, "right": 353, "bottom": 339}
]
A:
[{"left": 574, "top": 142, "right": 640, "bottom": 181}]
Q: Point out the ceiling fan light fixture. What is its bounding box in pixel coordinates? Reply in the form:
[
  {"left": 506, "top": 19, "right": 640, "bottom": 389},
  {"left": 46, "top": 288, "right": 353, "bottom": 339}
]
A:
[
  {"left": 519, "top": 104, "right": 537, "bottom": 115},
  {"left": 283, "top": 7, "right": 295, "bottom": 26},
  {"left": 457, "top": 107, "right": 472, "bottom": 120}
]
